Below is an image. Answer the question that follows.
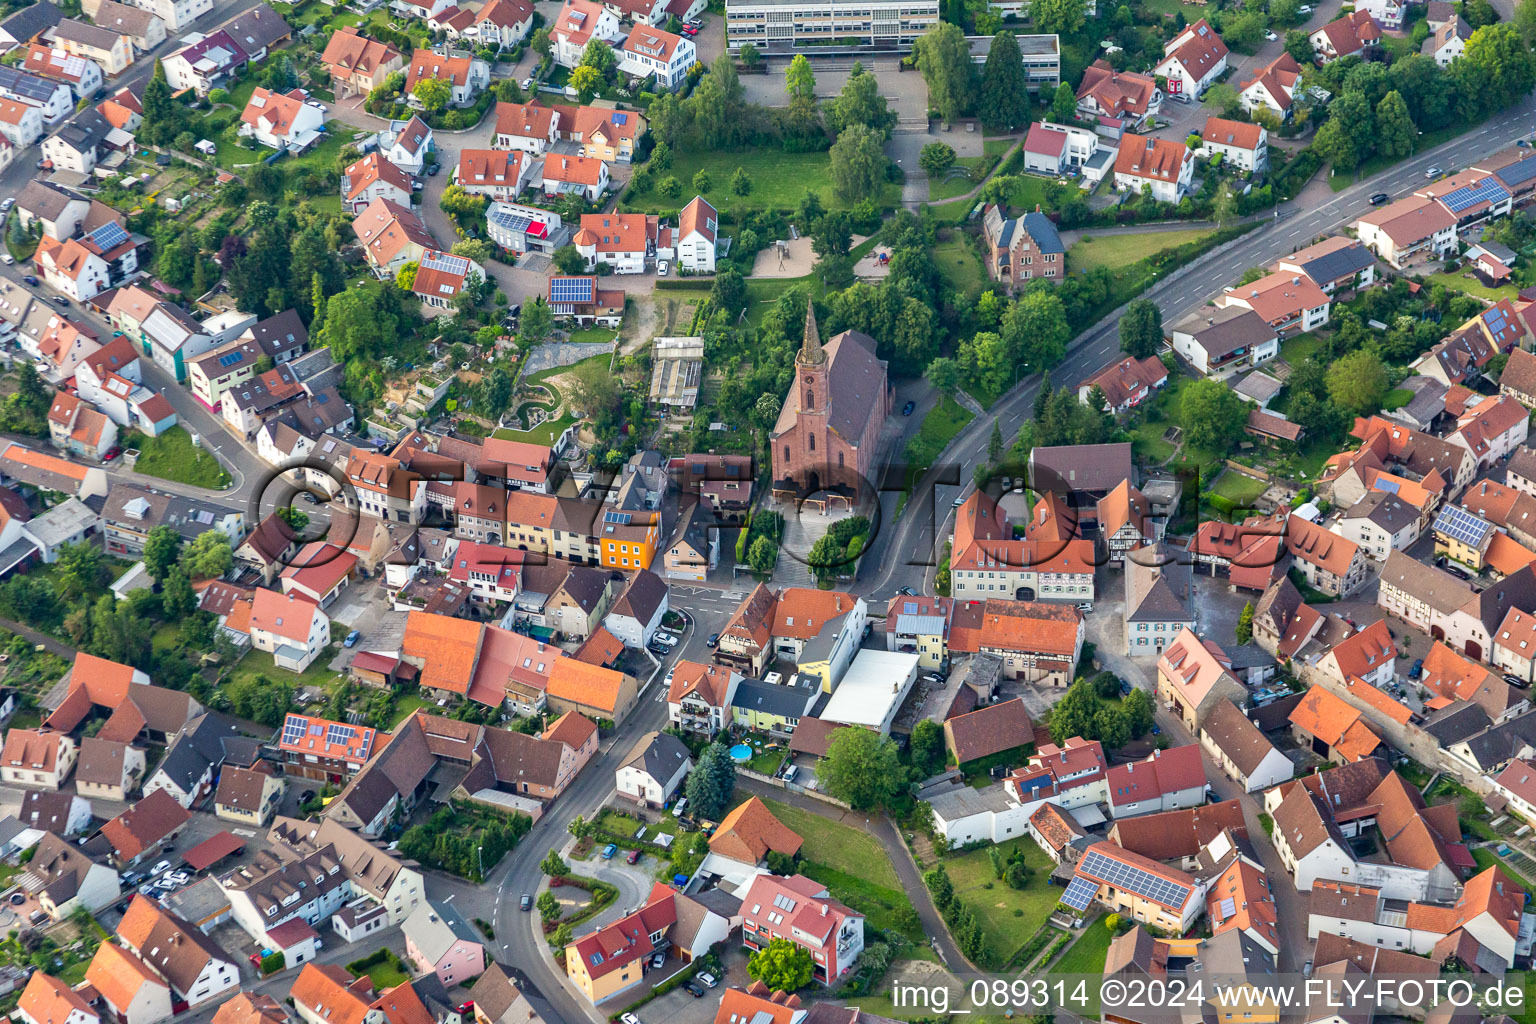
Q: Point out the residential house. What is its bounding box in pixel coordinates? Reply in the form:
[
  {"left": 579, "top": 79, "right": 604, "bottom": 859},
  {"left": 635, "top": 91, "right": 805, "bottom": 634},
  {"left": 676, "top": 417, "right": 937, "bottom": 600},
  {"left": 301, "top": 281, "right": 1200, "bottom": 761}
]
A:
[
  {"left": 0, "top": 729, "right": 77, "bottom": 788},
  {"left": 615, "top": 730, "right": 691, "bottom": 807},
  {"left": 376, "top": 115, "right": 433, "bottom": 175},
  {"left": 1310, "top": 10, "right": 1381, "bottom": 61},
  {"left": 1065, "top": 842, "right": 1206, "bottom": 932},
  {"left": 1216, "top": 270, "right": 1331, "bottom": 336},
  {"left": 564, "top": 883, "right": 731, "bottom": 1002},
  {"left": 1200, "top": 699, "right": 1293, "bottom": 792},
  {"left": 116, "top": 896, "right": 240, "bottom": 1008},
  {"left": 980, "top": 203, "right": 1065, "bottom": 290},
  {"left": 84, "top": 943, "right": 170, "bottom": 1024},
  {"left": 24, "top": 833, "right": 119, "bottom": 918},
  {"left": 1239, "top": 53, "right": 1301, "bottom": 120},
  {"left": 240, "top": 86, "right": 325, "bottom": 151},
  {"left": 675, "top": 195, "right": 716, "bottom": 272},
  {"left": 352, "top": 197, "right": 439, "bottom": 277},
  {"left": 1425, "top": 13, "right": 1471, "bottom": 64},
  {"left": 341, "top": 151, "right": 412, "bottom": 212},
  {"left": 1156, "top": 627, "right": 1246, "bottom": 731},
  {"left": 667, "top": 660, "right": 740, "bottom": 736},
  {"left": 1113, "top": 134, "right": 1193, "bottom": 203},
  {"left": 1075, "top": 60, "right": 1161, "bottom": 127},
  {"left": 617, "top": 24, "right": 694, "bottom": 88},
  {"left": 1079, "top": 354, "right": 1168, "bottom": 414},
  {"left": 213, "top": 764, "right": 284, "bottom": 826},
  {"left": 1354, "top": 195, "right": 1458, "bottom": 270},
  {"left": 403, "top": 899, "right": 485, "bottom": 986},
  {"left": 947, "top": 490, "right": 1095, "bottom": 603},
  {"left": 320, "top": 26, "right": 403, "bottom": 98},
  {"left": 0, "top": 65, "right": 73, "bottom": 124},
  {"left": 1201, "top": 116, "right": 1266, "bottom": 173},
  {"left": 737, "top": 873, "right": 863, "bottom": 986},
  {"left": 943, "top": 698, "right": 1033, "bottom": 766},
  {"left": 1154, "top": 19, "right": 1227, "bottom": 99},
  {"left": 548, "top": 0, "right": 622, "bottom": 68},
  {"left": 1274, "top": 236, "right": 1378, "bottom": 295},
  {"left": 74, "top": 736, "right": 144, "bottom": 801},
  {"left": 1169, "top": 304, "right": 1279, "bottom": 377},
  {"left": 160, "top": 30, "right": 244, "bottom": 96},
  {"left": 1290, "top": 686, "right": 1384, "bottom": 763},
  {"left": 90, "top": 3, "right": 165, "bottom": 53},
  {"left": 16, "top": 974, "right": 100, "bottom": 1024},
  {"left": 411, "top": 250, "right": 485, "bottom": 311},
  {"left": 404, "top": 49, "right": 488, "bottom": 107},
  {"left": 40, "top": 106, "right": 109, "bottom": 175},
  {"left": 53, "top": 18, "right": 133, "bottom": 74},
  {"left": 454, "top": 148, "right": 530, "bottom": 202},
  {"left": 25, "top": 45, "right": 102, "bottom": 100}
]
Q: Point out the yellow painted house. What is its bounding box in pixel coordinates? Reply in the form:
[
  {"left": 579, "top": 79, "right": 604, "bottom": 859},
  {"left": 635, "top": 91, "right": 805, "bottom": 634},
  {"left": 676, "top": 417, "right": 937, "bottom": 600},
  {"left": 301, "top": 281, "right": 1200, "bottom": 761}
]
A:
[
  {"left": 1432, "top": 504, "right": 1495, "bottom": 570},
  {"left": 730, "top": 675, "right": 819, "bottom": 735}
]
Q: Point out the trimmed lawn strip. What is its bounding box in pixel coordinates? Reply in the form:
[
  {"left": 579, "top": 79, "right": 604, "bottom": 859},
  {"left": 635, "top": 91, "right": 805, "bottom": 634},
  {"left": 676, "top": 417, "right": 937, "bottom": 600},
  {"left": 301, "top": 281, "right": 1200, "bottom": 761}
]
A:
[
  {"left": 944, "top": 837, "right": 1058, "bottom": 967},
  {"left": 1424, "top": 269, "right": 1519, "bottom": 303},
  {"left": 1069, "top": 227, "right": 1214, "bottom": 273},
  {"left": 757, "top": 797, "right": 901, "bottom": 890},
  {"left": 226, "top": 647, "right": 342, "bottom": 692},
  {"left": 1051, "top": 919, "right": 1115, "bottom": 974},
  {"left": 902, "top": 396, "right": 974, "bottom": 493},
  {"left": 623, "top": 149, "right": 901, "bottom": 215},
  {"left": 1210, "top": 469, "right": 1268, "bottom": 507},
  {"left": 126, "top": 426, "right": 231, "bottom": 489},
  {"left": 933, "top": 239, "right": 987, "bottom": 298}
]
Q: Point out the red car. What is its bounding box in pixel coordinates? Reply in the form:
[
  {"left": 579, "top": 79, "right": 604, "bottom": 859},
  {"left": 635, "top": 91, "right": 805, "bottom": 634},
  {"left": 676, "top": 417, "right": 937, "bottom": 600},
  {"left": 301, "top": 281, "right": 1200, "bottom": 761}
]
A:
[
  {"left": 626, "top": 849, "right": 642, "bottom": 864},
  {"left": 102, "top": 446, "right": 122, "bottom": 462}
]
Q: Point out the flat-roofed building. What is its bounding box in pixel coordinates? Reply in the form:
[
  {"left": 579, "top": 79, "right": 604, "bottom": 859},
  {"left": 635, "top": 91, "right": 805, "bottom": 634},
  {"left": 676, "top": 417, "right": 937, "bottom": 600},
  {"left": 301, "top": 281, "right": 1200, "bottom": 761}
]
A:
[{"left": 724, "top": 0, "right": 938, "bottom": 52}]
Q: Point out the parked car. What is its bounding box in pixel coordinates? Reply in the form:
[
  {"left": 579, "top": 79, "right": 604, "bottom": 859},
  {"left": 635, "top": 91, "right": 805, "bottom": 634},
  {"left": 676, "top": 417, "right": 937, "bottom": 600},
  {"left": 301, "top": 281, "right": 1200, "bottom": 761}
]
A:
[
  {"left": 1409, "top": 658, "right": 1424, "bottom": 679},
  {"left": 1297, "top": 5, "right": 1312, "bottom": 12},
  {"left": 602, "top": 843, "right": 618, "bottom": 859},
  {"left": 1506, "top": 673, "right": 1529, "bottom": 689},
  {"left": 683, "top": 981, "right": 706, "bottom": 998},
  {"left": 652, "top": 631, "right": 679, "bottom": 648},
  {"left": 520, "top": 893, "right": 532, "bottom": 911},
  {"left": 344, "top": 630, "right": 361, "bottom": 647},
  {"left": 705, "top": 632, "right": 719, "bottom": 647},
  {"left": 657, "top": 260, "right": 669, "bottom": 276},
  {"left": 1264, "top": 29, "right": 1276, "bottom": 39},
  {"left": 0, "top": 199, "right": 14, "bottom": 213},
  {"left": 620, "top": 1016, "right": 641, "bottom": 1024},
  {"left": 427, "top": 163, "right": 441, "bottom": 176},
  {"left": 952, "top": 494, "right": 965, "bottom": 507},
  {"left": 149, "top": 861, "right": 171, "bottom": 876},
  {"left": 0, "top": 255, "right": 12, "bottom": 266},
  {"left": 165, "top": 872, "right": 190, "bottom": 885},
  {"left": 902, "top": 400, "right": 915, "bottom": 415},
  {"left": 649, "top": 951, "right": 665, "bottom": 969},
  {"left": 52, "top": 296, "right": 67, "bottom": 307},
  {"left": 521, "top": 77, "right": 533, "bottom": 90},
  {"left": 1445, "top": 564, "right": 1470, "bottom": 580},
  {"left": 22, "top": 276, "right": 37, "bottom": 286},
  {"left": 897, "top": 586, "right": 916, "bottom": 596},
  {"left": 698, "top": 972, "right": 718, "bottom": 988},
  {"left": 102, "top": 447, "right": 122, "bottom": 462}
]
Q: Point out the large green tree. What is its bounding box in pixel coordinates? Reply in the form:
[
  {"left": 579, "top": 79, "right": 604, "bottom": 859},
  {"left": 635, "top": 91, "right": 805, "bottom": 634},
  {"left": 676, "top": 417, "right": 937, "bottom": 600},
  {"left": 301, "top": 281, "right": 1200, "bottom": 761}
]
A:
[
  {"left": 1326, "top": 348, "right": 1389, "bottom": 415},
  {"left": 1118, "top": 299, "right": 1163, "bottom": 359},
  {"left": 819, "top": 727, "right": 904, "bottom": 810},
  {"left": 1002, "top": 289, "right": 1070, "bottom": 370},
  {"left": 825, "top": 63, "right": 896, "bottom": 137},
  {"left": 747, "top": 939, "right": 815, "bottom": 992},
  {"left": 1180, "top": 378, "right": 1248, "bottom": 451},
  {"left": 828, "top": 123, "right": 888, "bottom": 202},
  {"left": 1374, "top": 90, "right": 1416, "bottom": 159},
  {"left": 1032, "top": 0, "right": 1087, "bottom": 33},
  {"left": 683, "top": 741, "right": 736, "bottom": 819},
  {"left": 142, "top": 525, "right": 183, "bottom": 582},
  {"left": 978, "top": 31, "right": 1029, "bottom": 132},
  {"left": 412, "top": 77, "right": 451, "bottom": 112},
  {"left": 913, "top": 23, "right": 974, "bottom": 123},
  {"left": 180, "top": 532, "right": 233, "bottom": 580}
]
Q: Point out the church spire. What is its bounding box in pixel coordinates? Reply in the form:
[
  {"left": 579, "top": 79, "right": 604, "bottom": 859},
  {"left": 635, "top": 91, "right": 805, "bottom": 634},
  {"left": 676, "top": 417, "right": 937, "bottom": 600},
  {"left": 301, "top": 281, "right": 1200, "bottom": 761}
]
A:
[{"left": 798, "top": 301, "right": 825, "bottom": 365}]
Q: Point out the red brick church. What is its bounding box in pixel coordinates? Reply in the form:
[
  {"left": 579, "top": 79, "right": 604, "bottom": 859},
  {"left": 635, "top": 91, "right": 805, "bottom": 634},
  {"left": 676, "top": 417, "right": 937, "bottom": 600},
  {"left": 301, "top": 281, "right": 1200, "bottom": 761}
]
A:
[{"left": 770, "top": 304, "right": 891, "bottom": 508}]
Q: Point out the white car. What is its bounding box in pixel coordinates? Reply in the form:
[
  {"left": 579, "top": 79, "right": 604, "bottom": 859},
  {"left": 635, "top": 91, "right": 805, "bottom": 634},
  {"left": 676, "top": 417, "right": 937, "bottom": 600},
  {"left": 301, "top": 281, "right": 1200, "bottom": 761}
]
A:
[
  {"left": 1264, "top": 29, "right": 1276, "bottom": 39},
  {"left": 1426, "top": 166, "right": 1442, "bottom": 178},
  {"left": 621, "top": 1016, "right": 642, "bottom": 1024},
  {"left": 0, "top": 255, "right": 13, "bottom": 266},
  {"left": 521, "top": 77, "right": 533, "bottom": 90},
  {"left": 0, "top": 199, "right": 12, "bottom": 213},
  {"left": 165, "top": 871, "right": 190, "bottom": 885},
  {"left": 652, "top": 631, "right": 679, "bottom": 648},
  {"left": 656, "top": 260, "right": 669, "bottom": 276},
  {"left": 1297, "top": 4, "right": 1312, "bottom": 11},
  {"left": 149, "top": 860, "right": 171, "bottom": 876}
]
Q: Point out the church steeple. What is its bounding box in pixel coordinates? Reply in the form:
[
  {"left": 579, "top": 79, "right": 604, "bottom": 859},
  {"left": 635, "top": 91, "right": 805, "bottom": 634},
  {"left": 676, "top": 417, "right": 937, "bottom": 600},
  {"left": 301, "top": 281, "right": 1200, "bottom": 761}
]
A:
[{"left": 798, "top": 301, "right": 825, "bottom": 365}]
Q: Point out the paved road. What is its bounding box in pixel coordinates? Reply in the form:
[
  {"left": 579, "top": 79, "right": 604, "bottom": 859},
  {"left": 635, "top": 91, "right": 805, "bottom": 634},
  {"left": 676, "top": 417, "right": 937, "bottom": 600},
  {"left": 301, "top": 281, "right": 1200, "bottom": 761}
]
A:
[{"left": 856, "top": 95, "right": 1536, "bottom": 606}]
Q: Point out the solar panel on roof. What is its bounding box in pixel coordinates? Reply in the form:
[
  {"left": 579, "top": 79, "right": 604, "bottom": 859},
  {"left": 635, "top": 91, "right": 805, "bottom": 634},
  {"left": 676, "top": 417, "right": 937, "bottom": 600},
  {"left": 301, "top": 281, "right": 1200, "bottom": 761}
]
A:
[
  {"left": 1218, "top": 896, "right": 1235, "bottom": 919},
  {"left": 421, "top": 250, "right": 471, "bottom": 275},
  {"left": 87, "top": 221, "right": 129, "bottom": 251},
  {"left": 550, "top": 277, "right": 594, "bottom": 303},
  {"left": 218, "top": 351, "right": 243, "bottom": 367},
  {"left": 1060, "top": 875, "right": 1096, "bottom": 912},
  {"left": 1079, "top": 848, "right": 1192, "bottom": 908},
  {"left": 1373, "top": 478, "right": 1400, "bottom": 495},
  {"left": 613, "top": 112, "right": 627, "bottom": 124},
  {"left": 1433, "top": 504, "right": 1492, "bottom": 548},
  {"left": 326, "top": 723, "right": 355, "bottom": 747},
  {"left": 281, "top": 715, "right": 306, "bottom": 745},
  {"left": 1441, "top": 177, "right": 1509, "bottom": 214}
]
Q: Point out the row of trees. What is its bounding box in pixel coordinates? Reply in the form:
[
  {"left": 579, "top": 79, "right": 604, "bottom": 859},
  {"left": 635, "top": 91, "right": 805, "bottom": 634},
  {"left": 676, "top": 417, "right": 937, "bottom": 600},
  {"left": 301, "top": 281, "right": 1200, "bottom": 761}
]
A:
[{"left": 1047, "top": 674, "right": 1156, "bottom": 750}]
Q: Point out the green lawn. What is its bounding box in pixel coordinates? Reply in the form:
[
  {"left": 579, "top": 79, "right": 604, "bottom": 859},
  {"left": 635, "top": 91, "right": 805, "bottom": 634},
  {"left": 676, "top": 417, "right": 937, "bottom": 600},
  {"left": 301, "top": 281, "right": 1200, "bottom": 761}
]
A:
[
  {"left": 1425, "top": 269, "right": 1520, "bottom": 302},
  {"left": 756, "top": 798, "right": 900, "bottom": 890},
  {"left": 1473, "top": 847, "right": 1536, "bottom": 890},
  {"left": 927, "top": 195, "right": 980, "bottom": 223},
  {"left": 944, "top": 837, "right": 1059, "bottom": 967},
  {"left": 565, "top": 327, "right": 620, "bottom": 345},
  {"left": 386, "top": 693, "right": 436, "bottom": 728},
  {"left": 1211, "top": 469, "right": 1269, "bottom": 506},
  {"left": 1052, "top": 919, "right": 1116, "bottom": 974},
  {"left": 625, "top": 149, "right": 902, "bottom": 215},
  {"left": 1069, "top": 227, "right": 1215, "bottom": 272},
  {"left": 1129, "top": 374, "right": 1221, "bottom": 470},
  {"left": 490, "top": 413, "right": 575, "bottom": 445},
  {"left": 744, "top": 275, "right": 826, "bottom": 327},
  {"left": 1383, "top": 387, "right": 1414, "bottom": 411},
  {"left": 351, "top": 956, "right": 409, "bottom": 989},
  {"left": 226, "top": 647, "right": 343, "bottom": 690},
  {"left": 1280, "top": 332, "right": 1324, "bottom": 364},
  {"left": 126, "top": 427, "right": 231, "bottom": 489},
  {"left": 207, "top": 123, "right": 360, "bottom": 176},
  {"left": 933, "top": 238, "right": 987, "bottom": 299},
  {"left": 1005, "top": 174, "right": 1053, "bottom": 213},
  {"left": 902, "top": 396, "right": 975, "bottom": 489}
]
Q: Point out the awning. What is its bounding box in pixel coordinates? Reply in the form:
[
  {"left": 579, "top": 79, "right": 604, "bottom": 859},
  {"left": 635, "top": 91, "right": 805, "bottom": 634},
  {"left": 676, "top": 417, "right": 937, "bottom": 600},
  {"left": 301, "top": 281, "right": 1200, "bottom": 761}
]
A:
[{"left": 183, "top": 831, "right": 244, "bottom": 871}]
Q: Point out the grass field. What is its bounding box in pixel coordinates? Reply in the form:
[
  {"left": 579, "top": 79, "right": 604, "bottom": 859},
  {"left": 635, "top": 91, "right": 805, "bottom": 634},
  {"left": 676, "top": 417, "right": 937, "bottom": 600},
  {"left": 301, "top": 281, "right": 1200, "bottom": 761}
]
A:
[
  {"left": 126, "top": 427, "right": 231, "bottom": 489},
  {"left": 1383, "top": 387, "right": 1414, "bottom": 410},
  {"left": 1052, "top": 919, "right": 1116, "bottom": 974},
  {"left": 902, "top": 397, "right": 974, "bottom": 491},
  {"left": 944, "top": 838, "right": 1059, "bottom": 967},
  {"left": 1210, "top": 469, "right": 1269, "bottom": 506},
  {"left": 1280, "top": 332, "right": 1324, "bottom": 364},
  {"left": 756, "top": 798, "right": 900, "bottom": 890},
  {"left": 933, "top": 238, "right": 987, "bottom": 298},
  {"left": 1069, "top": 227, "right": 1214, "bottom": 272},
  {"left": 351, "top": 954, "right": 410, "bottom": 989},
  {"left": 754, "top": 798, "right": 924, "bottom": 945},
  {"left": 627, "top": 149, "right": 902, "bottom": 215},
  {"left": 1425, "top": 269, "right": 1520, "bottom": 302},
  {"left": 1128, "top": 374, "right": 1223, "bottom": 471},
  {"left": 927, "top": 137, "right": 1015, "bottom": 201},
  {"left": 491, "top": 413, "right": 575, "bottom": 445},
  {"left": 226, "top": 648, "right": 341, "bottom": 692}
]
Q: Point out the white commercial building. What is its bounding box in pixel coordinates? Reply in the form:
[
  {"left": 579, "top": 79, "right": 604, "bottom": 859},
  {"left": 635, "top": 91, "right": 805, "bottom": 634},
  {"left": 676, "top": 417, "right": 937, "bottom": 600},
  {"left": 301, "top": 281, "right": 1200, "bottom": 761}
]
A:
[{"left": 819, "top": 649, "right": 919, "bottom": 736}]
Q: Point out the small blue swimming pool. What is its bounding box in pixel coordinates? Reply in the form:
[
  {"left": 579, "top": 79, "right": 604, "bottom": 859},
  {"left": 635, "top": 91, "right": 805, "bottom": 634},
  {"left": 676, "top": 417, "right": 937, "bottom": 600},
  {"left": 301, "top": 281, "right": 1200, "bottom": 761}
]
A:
[{"left": 729, "top": 744, "right": 753, "bottom": 762}]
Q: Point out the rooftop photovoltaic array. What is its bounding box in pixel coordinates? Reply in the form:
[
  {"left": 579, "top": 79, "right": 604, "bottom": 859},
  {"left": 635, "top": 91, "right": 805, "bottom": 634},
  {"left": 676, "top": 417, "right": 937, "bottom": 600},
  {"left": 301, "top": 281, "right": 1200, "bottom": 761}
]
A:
[
  {"left": 280, "top": 715, "right": 307, "bottom": 745},
  {"left": 1060, "top": 875, "right": 1097, "bottom": 912},
  {"left": 1078, "top": 848, "right": 1191, "bottom": 909},
  {"left": 420, "top": 250, "right": 471, "bottom": 275},
  {"left": 1433, "top": 504, "right": 1493, "bottom": 548},
  {"left": 1440, "top": 177, "right": 1509, "bottom": 214},
  {"left": 86, "top": 221, "right": 129, "bottom": 252},
  {"left": 550, "top": 277, "right": 594, "bottom": 304}
]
